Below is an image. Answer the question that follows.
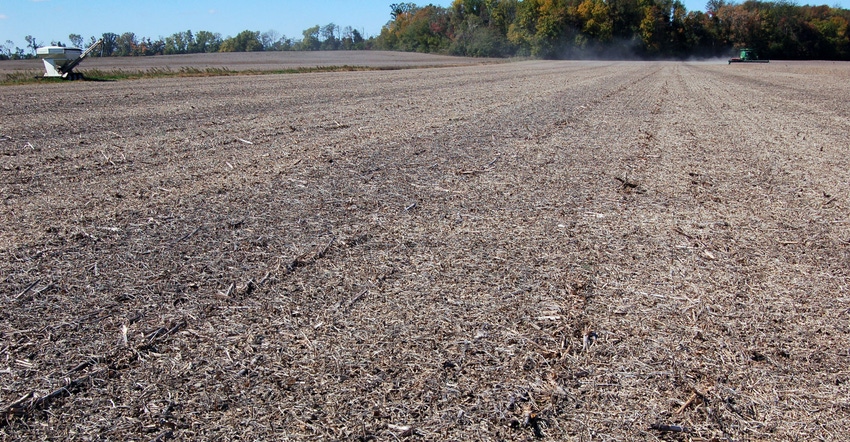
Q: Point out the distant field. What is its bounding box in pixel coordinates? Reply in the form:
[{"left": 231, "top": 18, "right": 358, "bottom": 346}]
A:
[
  {"left": 0, "top": 50, "right": 499, "bottom": 80},
  {"left": 1, "top": 59, "right": 849, "bottom": 440}
]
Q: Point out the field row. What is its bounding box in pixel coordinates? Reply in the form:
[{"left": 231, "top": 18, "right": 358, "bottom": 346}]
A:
[{"left": 2, "top": 60, "right": 849, "bottom": 440}]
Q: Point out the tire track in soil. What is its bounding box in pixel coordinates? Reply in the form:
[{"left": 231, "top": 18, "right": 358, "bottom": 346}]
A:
[
  {"left": 527, "top": 63, "right": 686, "bottom": 438},
  {"left": 681, "top": 62, "right": 849, "bottom": 231},
  {"left": 668, "top": 62, "right": 850, "bottom": 438},
  {"left": 557, "top": 62, "right": 850, "bottom": 439},
  {"left": 615, "top": 63, "right": 757, "bottom": 438}
]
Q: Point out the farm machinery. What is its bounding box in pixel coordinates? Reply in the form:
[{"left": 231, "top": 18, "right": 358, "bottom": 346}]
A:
[
  {"left": 36, "top": 38, "right": 103, "bottom": 80},
  {"left": 728, "top": 48, "right": 769, "bottom": 64}
]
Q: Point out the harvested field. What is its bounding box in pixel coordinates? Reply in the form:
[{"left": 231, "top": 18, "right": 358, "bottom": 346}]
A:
[
  {"left": 1, "top": 58, "right": 849, "bottom": 440},
  {"left": 0, "top": 51, "right": 499, "bottom": 81}
]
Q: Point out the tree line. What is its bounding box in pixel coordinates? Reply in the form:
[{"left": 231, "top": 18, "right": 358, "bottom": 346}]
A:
[
  {"left": 2, "top": 1, "right": 848, "bottom": 61},
  {"left": 0, "top": 24, "right": 372, "bottom": 60},
  {"left": 375, "top": 0, "right": 850, "bottom": 59}
]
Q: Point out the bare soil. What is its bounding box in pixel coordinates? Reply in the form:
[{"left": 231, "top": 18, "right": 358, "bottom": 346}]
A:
[
  {"left": 0, "top": 50, "right": 499, "bottom": 80},
  {"left": 1, "top": 57, "right": 849, "bottom": 441}
]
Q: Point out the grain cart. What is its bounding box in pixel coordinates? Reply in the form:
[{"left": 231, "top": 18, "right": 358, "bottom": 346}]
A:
[
  {"left": 36, "top": 38, "right": 103, "bottom": 80},
  {"left": 728, "top": 48, "right": 769, "bottom": 64}
]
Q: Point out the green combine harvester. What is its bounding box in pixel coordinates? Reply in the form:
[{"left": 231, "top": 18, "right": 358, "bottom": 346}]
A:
[{"left": 728, "top": 48, "right": 769, "bottom": 64}]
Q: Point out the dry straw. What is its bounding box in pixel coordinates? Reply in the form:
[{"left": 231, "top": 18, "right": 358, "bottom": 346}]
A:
[{"left": 2, "top": 59, "right": 849, "bottom": 440}]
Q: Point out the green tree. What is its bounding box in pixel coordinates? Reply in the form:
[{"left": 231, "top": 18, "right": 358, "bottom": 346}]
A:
[
  {"left": 194, "top": 31, "right": 222, "bottom": 53},
  {"left": 351, "top": 29, "right": 366, "bottom": 47},
  {"left": 669, "top": 0, "right": 689, "bottom": 56},
  {"left": 809, "top": 9, "right": 849, "bottom": 58},
  {"left": 452, "top": 0, "right": 490, "bottom": 24},
  {"left": 606, "top": 0, "right": 642, "bottom": 40},
  {"left": 273, "top": 35, "right": 295, "bottom": 51},
  {"left": 321, "top": 23, "right": 340, "bottom": 50},
  {"left": 165, "top": 30, "right": 196, "bottom": 54},
  {"left": 24, "top": 35, "right": 41, "bottom": 55},
  {"left": 69, "top": 34, "right": 84, "bottom": 48},
  {"left": 301, "top": 25, "right": 321, "bottom": 50},
  {"left": 534, "top": 0, "right": 570, "bottom": 58},
  {"left": 705, "top": 0, "right": 726, "bottom": 16},
  {"left": 220, "top": 30, "right": 263, "bottom": 52},
  {"left": 682, "top": 10, "right": 727, "bottom": 57},
  {"left": 100, "top": 32, "right": 119, "bottom": 56},
  {"left": 260, "top": 30, "right": 280, "bottom": 50},
  {"left": 451, "top": 19, "right": 512, "bottom": 56},
  {"left": 638, "top": 0, "right": 673, "bottom": 55},
  {"left": 506, "top": 0, "right": 539, "bottom": 55},
  {"left": 141, "top": 37, "right": 166, "bottom": 55},
  {"left": 4, "top": 41, "right": 27, "bottom": 59},
  {"left": 341, "top": 26, "right": 366, "bottom": 49},
  {"left": 490, "top": 0, "right": 520, "bottom": 36}
]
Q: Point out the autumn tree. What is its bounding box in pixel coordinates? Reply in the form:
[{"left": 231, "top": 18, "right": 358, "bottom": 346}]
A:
[
  {"left": 506, "top": 0, "right": 573, "bottom": 57},
  {"left": 115, "top": 32, "right": 138, "bottom": 56},
  {"left": 533, "top": 0, "right": 571, "bottom": 58},
  {"left": 573, "top": 0, "right": 614, "bottom": 46},
  {"left": 9, "top": 0, "right": 848, "bottom": 61},
  {"left": 378, "top": 4, "right": 454, "bottom": 52},
  {"left": 391, "top": 3, "right": 418, "bottom": 19}
]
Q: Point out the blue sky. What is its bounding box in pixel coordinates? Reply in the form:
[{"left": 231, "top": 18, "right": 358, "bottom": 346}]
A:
[
  {"left": 1, "top": 0, "right": 849, "bottom": 50},
  {"left": 0, "top": 0, "right": 448, "bottom": 48}
]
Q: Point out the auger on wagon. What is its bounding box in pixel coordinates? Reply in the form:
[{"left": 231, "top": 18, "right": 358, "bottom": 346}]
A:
[
  {"left": 36, "top": 38, "right": 104, "bottom": 80},
  {"left": 728, "top": 48, "right": 769, "bottom": 64}
]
